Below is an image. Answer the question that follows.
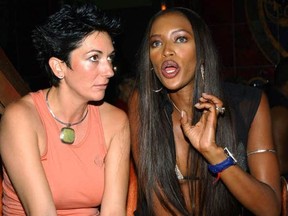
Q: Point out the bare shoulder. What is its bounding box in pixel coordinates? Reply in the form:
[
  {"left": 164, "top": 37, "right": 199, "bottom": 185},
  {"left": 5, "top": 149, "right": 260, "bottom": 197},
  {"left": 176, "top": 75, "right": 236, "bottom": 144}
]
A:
[
  {"left": 99, "top": 102, "right": 129, "bottom": 133},
  {"left": 247, "top": 92, "right": 274, "bottom": 150},
  {"left": 100, "top": 102, "right": 128, "bottom": 123},
  {"left": 1, "top": 94, "right": 38, "bottom": 126},
  {"left": 0, "top": 93, "right": 44, "bottom": 152},
  {"left": 98, "top": 102, "right": 129, "bottom": 149},
  {"left": 252, "top": 92, "right": 270, "bottom": 121}
]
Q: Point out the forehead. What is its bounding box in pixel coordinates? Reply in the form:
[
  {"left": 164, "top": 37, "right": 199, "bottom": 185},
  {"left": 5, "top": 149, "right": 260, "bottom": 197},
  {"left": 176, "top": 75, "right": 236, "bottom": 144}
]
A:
[
  {"left": 150, "top": 12, "right": 193, "bottom": 34},
  {"left": 79, "top": 31, "right": 114, "bottom": 51}
]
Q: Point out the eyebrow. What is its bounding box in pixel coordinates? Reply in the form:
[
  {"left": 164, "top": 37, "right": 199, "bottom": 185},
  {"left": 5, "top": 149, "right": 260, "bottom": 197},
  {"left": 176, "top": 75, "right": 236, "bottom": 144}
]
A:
[
  {"left": 150, "top": 29, "right": 192, "bottom": 38},
  {"left": 87, "top": 49, "right": 115, "bottom": 56}
]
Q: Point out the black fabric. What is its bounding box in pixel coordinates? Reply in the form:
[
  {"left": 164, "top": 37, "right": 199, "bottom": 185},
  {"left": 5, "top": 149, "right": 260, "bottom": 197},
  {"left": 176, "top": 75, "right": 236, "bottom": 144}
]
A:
[
  {"left": 223, "top": 82, "right": 262, "bottom": 172},
  {"left": 135, "top": 82, "right": 262, "bottom": 215},
  {"left": 224, "top": 82, "right": 262, "bottom": 148},
  {"left": 224, "top": 82, "right": 262, "bottom": 216},
  {"left": 266, "top": 86, "right": 288, "bottom": 109}
]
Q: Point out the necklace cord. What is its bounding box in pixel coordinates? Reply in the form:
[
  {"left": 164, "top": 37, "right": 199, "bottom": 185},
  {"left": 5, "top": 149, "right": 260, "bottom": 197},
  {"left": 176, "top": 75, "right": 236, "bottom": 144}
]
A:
[
  {"left": 168, "top": 95, "right": 182, "bottom": 114},
  {"left": 168, "top": 94, "right": 199, "bottom": 180},
  {"left": 171, "top": 100, "right": 182, "bottom": 114}
]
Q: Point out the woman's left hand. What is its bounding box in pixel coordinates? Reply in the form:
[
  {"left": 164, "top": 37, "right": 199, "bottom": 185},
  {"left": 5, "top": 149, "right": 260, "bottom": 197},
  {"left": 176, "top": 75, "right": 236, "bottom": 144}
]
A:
[{"left": 180, "top": 93, "right": 224, "bottom": 155}]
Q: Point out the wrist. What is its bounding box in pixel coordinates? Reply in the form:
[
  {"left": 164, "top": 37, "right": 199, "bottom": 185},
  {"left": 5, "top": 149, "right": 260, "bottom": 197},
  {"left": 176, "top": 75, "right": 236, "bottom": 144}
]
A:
[
  {"left": 208, "top": 147, "right": 237, "bottom": 174},
  {"left": 203, "top": 146, "right": 226, "bottom": 164}
]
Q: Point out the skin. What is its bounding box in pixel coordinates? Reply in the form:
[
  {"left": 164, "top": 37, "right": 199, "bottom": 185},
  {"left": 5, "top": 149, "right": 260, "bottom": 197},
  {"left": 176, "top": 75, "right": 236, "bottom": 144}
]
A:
[
  {"left": 131, "top": 12, "right": 281, "bottom": 215},
  {"left": 0, "top": 31, "right": 130, "bottom": 216},
  {"left": 271, "top": 83, "right": 288, "bottom": 175}
]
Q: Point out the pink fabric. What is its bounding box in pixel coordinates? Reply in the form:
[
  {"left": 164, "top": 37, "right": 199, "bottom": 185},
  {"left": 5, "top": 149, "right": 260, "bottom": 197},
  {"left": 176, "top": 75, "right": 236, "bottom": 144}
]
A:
[{"left": 2, "top": 90, "right": 107, "bottom": 215}]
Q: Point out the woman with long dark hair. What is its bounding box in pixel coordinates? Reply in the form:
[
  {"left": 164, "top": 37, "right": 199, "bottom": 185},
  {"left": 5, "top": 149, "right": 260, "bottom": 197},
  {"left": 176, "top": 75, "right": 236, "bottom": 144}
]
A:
[{"left": 129, "top": 7, "right": 280, "bottom": 215}]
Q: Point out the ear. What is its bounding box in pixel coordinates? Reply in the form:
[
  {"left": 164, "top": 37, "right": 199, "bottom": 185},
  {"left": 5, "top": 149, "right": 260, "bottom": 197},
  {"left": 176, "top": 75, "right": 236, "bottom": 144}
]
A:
[{"left": 49, "top": 57, "right": 65, "bottom": 79}]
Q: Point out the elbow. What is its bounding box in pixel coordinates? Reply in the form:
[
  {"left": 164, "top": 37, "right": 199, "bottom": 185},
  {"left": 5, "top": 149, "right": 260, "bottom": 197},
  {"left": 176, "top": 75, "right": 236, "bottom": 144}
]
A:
[{"left": 252, "top": 197, "right": 281, "bottom": 216}]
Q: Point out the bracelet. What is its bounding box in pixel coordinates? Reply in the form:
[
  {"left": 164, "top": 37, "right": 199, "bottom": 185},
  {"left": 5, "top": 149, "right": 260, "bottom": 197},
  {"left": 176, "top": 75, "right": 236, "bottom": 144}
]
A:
[
  {"left": 247, "top": 149, "right": 276, "bottom": 156},
  {"left": 208, "top": 147, "right": 237, "bottom": 175}
]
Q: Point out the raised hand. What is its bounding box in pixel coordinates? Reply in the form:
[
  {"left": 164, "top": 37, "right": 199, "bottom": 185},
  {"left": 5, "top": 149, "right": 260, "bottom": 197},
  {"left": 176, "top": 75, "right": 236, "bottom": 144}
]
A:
[{"left": 180, "top": 93, "right": 225, "bottom": 156}]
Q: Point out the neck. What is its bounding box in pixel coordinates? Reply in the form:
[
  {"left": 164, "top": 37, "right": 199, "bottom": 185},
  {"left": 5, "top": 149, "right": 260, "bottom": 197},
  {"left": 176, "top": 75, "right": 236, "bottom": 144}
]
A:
[
  {"left": 46, "top": 87, "right": 88, "bottom": 123},
  {"left": 168, "top": 93, "right": 193, "bottom": 118}
]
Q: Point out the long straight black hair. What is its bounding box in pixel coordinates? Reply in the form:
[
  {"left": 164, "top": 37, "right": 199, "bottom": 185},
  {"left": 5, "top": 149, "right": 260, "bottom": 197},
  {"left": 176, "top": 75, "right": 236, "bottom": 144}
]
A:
[{"left": 135, "top": 7, "right": 240, "bottom": 216}]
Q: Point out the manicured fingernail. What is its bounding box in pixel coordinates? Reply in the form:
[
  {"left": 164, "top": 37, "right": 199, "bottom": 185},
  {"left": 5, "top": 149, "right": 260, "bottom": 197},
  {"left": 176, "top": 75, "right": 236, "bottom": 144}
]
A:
[{"left": 194, "top": 103, "right": 200, "bottom": 107}]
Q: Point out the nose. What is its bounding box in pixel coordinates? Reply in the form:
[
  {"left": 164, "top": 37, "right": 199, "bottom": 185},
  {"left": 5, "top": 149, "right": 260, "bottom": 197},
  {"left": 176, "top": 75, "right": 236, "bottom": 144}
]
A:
[
  {"left": 162, "top": 43, "right": 175, "bottom": 57},
  {"left": 101, "top": 60, "right": 114, "bottom": 78}
]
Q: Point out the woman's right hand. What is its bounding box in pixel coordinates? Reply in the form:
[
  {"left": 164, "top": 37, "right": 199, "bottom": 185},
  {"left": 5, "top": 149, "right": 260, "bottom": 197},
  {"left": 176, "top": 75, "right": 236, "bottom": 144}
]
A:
[{"left": 180, "top": 93, "right": 226, "bottom": 163}]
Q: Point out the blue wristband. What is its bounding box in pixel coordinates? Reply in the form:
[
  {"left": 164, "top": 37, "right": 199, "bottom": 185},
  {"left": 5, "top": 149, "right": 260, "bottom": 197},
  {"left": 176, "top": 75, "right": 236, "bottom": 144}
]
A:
[
  {"left": 208, "top": 147, "right": 237, "bottom": 174},
  {"left": 208, "top": 156, "right": 236, "bottom": 174}
]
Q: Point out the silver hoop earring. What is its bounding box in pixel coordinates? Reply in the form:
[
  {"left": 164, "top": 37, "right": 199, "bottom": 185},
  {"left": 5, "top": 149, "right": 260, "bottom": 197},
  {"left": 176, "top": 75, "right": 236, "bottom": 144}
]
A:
[
  {"left": 151, "top": 67, "right": 162, "bottom": 92},
  {"left": 200, "top": 63, "right": 205, "bottom": 82},
  {"left": 152, "top": 87, "right": 163, "bottom": 93},
  {"left": 58, "top": 74, "right": 64, "bottom": 79}
]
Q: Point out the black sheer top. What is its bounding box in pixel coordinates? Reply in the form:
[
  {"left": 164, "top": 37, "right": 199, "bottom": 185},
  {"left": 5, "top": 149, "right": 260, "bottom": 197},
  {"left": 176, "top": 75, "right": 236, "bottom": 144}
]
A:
[{"left": 223, "top": 82, "right": 262, "bottom": 171}]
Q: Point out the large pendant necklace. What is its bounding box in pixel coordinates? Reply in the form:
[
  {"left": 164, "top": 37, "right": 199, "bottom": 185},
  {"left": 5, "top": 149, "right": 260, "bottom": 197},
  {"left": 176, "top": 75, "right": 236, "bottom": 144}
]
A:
[{"left": 45, "top": 88, "right": 88, "bottom": 144}]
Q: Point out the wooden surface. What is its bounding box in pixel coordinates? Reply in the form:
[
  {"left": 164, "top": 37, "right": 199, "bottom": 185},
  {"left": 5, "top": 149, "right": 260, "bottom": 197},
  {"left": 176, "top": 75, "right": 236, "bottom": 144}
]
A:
[{"left": 0, "top": 47, "right": 30, "bottom": 111}]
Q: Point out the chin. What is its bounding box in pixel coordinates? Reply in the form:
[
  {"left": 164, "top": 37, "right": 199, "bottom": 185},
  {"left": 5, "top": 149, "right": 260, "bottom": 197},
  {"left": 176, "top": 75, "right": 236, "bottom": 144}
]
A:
[{"left": 88, "top": 93, "right": 105, "bottom": 102}]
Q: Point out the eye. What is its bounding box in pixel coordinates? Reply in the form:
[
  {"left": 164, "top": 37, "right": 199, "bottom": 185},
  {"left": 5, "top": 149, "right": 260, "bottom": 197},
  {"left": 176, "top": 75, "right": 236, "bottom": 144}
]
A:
[
  {"left": 89, "top": 54, "right": 99, "bottom": 62},
  {"left": 150, "top": 40, "right": 162, "bottom": 48},
  {"left": 175, "top": 36, "right": 187, "bottom": 43}
]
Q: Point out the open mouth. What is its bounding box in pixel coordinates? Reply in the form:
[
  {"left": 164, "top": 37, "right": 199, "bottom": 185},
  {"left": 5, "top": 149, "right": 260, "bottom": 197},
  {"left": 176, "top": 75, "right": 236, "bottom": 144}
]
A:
[{"left": 161, "top": 60, "right": 179, "bottom": 78}]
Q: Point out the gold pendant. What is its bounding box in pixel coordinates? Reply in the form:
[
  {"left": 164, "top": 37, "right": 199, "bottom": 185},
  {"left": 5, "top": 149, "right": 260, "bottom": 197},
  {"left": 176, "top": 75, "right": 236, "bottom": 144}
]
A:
[{"left": 60, "top": 127, "right": 75, "bottom": 144}]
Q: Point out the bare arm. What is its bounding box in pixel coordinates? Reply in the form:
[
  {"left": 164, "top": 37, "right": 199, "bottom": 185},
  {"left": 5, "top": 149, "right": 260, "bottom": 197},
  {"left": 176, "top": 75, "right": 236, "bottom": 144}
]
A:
[
  {"left": 181, "top": 93, "right": 281, "bottom": 215},
  {"left": 270, "top": 106, "right": 288, "bottom": 175},
  {"left": 100, "top": 104, "right": 130, "bottom": 216},
  {"left": 0, "top": 98, "right": 56, "bottom": 216},
  {"left": 222, "top": 93, "right": 281, "bottom": 215}
]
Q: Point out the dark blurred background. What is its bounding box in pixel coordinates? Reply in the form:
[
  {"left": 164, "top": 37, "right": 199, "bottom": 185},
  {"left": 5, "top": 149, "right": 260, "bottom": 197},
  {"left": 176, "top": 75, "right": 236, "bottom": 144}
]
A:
[{"left": 0, "top": 0, "right": 288, "bottom": 103}]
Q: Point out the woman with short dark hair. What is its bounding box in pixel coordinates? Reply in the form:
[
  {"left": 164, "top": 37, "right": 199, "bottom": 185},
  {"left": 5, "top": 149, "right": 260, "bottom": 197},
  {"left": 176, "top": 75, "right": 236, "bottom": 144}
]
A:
[{"left": 0, "top": 4, "right": 130, "bottom": 215}]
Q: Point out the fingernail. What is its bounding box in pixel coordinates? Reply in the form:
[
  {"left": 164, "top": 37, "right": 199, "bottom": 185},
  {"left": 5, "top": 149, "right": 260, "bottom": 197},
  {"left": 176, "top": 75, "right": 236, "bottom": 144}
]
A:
[
  {"left": 181, "top": 110, "right": 184, "bottom": 118},
  {"left": 194, "top": 103, "right": 200, "bottom": 107}
]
